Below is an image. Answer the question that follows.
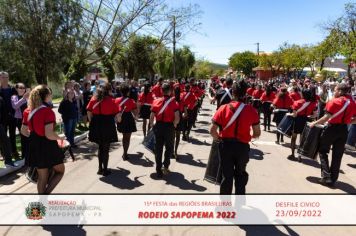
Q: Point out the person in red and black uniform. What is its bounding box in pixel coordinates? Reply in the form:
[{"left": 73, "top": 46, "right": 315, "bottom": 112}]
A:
[
  {"left": 289, "top": 86, "right": 301, "bottom": 102},
  {"left": 138, "top": 82, "right": 154, "bottom": 137},
  {"left": 87, "top": 83, "right": 120, "bottom": 176},
  {"left": 252, "top": 84, "right": 264, "bottom": 117},
  {"left": 246, "top": 83, "right": 256, "bottom": 104},
  {"left": 272, "top": 87, "right": 293, "bottom": 144},
  {"left": 260, "top": 84, "right": 276, "bottom": 131},
  {"left": 173, "top": 86, "right": 188, "bottom": 159},
  {"left": 210, "top": 80, "right": 261, "bottom": 194},
  {"left": 215, "top": 78, "right": 233, "bottom": 109},
  {"left": 152, "top": 78, "right": 164, "bottom": 98},
  {"left": 115, "top": 83, "right": 138, "bottom": 161},
  {"left": 21, "top": 85, "right": 65, "bottom": 193},
  {"left": 288, "top": 89, "right": 317, "bottom": 162},
  {"left": 182, "top": 84, "right": 197, "bottom": 142},
  {"left": 311, "top": 83, "right": 356, "bottom": 186},
  {"left": 149, "top": 83, "right": 180, "bottom": 178},
  {"left": 189, "top": 78, "right": 201, "bottom": 127}
]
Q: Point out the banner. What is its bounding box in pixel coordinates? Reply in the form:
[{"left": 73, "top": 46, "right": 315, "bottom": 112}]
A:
[{"left": 1, "top": 194, "right": 356, "bottom": 225}]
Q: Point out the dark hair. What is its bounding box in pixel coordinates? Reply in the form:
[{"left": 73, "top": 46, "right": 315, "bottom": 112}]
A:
[
  {"left": 265, "top": 85, "right": 272, "bottom": 96},
  {"left": 96, "top": 83, "right": 112, "bottom": 102},
  {"left": 310, "top": 86, "right": 317, "bottom": 102},
  {"left": 144, "top": 82, "right": 151, "bottom": 95},
  {"left": 301, "top": 89, "right": 312, "bottom": 102},
  {"left": 185, "top": 84, "right": 191, "bottom": 91},
  {"left": 225, "top": 78, "right": 233, "bottom": 86},
  {"left": 174, "top": 86, "right": 181, "bottom": 102},
  {"left": 120, "top": 83, "right": 130, "bottom": 97},
  {"left": 162, "top": 83, "right": 171, "bottom": 95},
  {"left": 278, "top": 88, "right": 287, "bottom": 99},
  {"left": 337, "top": 83, "right": 349, "bottom": 96},
  {"left": 232, "top": 80, "right": 248, "bottom": 101},
  {"left": 15, "top": 83, "right": 25, "bottom": 89}
]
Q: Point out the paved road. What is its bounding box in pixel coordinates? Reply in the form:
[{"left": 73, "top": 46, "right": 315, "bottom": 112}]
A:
[{"left": 1, "top": 97, "right": 356, "bottom": 235}]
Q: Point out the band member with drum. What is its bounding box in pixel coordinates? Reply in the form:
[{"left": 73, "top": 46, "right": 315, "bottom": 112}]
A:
[
  {"left": 115, "top": 84, "right": 138, "bottom": 161},
  {"left": 260, "top": 85, "right": 276, "bottom": 131},
  {"left": 246, "top": 83, "right": 255, "bottom": 99},
  {"left": 289, "top": 86, "right": 301, "bottom": 102},
  {"left": 152, "top": 78, "right": 164, "bottom": 98},
  {"left": 21, "top": 85, "right": 65, "bottom": 193},
  {"left": 87, "top": 83, "right": 120, "bottom": 176},
  {"left": 252, "top": 84, "right": 264, "bottom": 117},
  {"left": 288, "top": 89, "right": 317, "bottom": 162},
  {"left": 173, "top": 86, "right": 188, "bottom": 159},
  {"left": 149, "top": 83, "right": 180, "bottom": 178},
  {"left": 272, "top": 87, "right": 293, "bottom": 144},
  {"left": 210, "top": 80, "right": 261, "bottom": 194},
  {"left": 215, "top": 78, "right": 233, "bottom": 109},
  {"left": 310, "top": 83, "right": 356, "bottom": 186},
  {"left": 138, "top": 82, "right": 154, "bottom": 137},
  {"left": 182, "top": 84, "right": 197, "bottom": 142}
]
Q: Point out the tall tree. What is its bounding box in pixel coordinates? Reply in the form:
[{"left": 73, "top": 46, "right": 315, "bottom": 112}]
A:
[{"left": 229, "top": 51, "right": 258, "bottom": 76}]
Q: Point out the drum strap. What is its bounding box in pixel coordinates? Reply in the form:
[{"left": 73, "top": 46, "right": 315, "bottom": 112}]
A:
[
  {"left": 28, "top": 105, "right": 46, "bottom": 122},
  {"left": 328, "top": 99, "right": 350, "bottom": 123},
  {"left": 223, "top": 103, "right": 245, "bottom": 131},
  {"left": 158, "top": 97, "right": 174, "bottom": 116},
  {"left": 183, "top": 92, "right": 191, "bottom": 102},
  {"left": 220, "top": 88, "right": 232, "bottom": 103},
  {"left": 119, "top": 97, "right": 129, "bottom": 108},
  {"left": 296, "top": 102, "right": 310, "bottom": 115}
]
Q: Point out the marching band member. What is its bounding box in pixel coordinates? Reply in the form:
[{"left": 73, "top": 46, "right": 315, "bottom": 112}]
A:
[
  {"left": 115, "top": 84, "right": 138, "bottom": 161},
  {"left": 288, "top": 89, "right": 317, "bottom": 162},
  {"left": 272, "top": 87, "right": 293, "bottom": 144},
  {"left": 149, "top": 83, "right": 180, "bottom": 178},
  {"left": 152, "top": 78, "right": 164, "bottom": 98},
  {"left": 173, "top": 86, "right": 188, "bottom": 159},
  {"left": 215, "top": 78, "right": 233, "bottom": 109},
  {"left": 310, "top": 83, "right": 356, "bottom": 186},
  {"left": 289, "top": 86, "right": 301, "bottom": 102},
  {"left": 138, "top": 82, "right": 154, "bottom": 137},
  {"left": 252, "top": 84, "right": 264, "bottom": 116},
  {"left": 182, "top": 84, "right": 197, "bottom": 142},
  {"left": 210, "top": 80, "right": 261, "bottom": 194},
  {"left": 260, "top": 84, "right": 276, "bottom": 131},
  {"left": 87, "top": 83, "right": 120, "bottom": 176},
  {"left": 21, "top": 85, "right": 65, "bottom": 193}
]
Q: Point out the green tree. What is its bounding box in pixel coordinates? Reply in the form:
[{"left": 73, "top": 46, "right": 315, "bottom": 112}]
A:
[
  {"left": 0, "top": 0, "right": 82, "bottom": 84},
  {"left": 228, "top": 51, "right": 258, "bottom": 76}
]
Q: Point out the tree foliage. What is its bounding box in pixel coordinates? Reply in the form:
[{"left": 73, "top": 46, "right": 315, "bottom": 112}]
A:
[{"left": 228, "top": 51, "right": 258, "bottom": 76}]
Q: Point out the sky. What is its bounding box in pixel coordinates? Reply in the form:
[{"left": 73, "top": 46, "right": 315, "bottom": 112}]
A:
[{"left": 168, "top": 0, "right": 352, "bottom": 65}]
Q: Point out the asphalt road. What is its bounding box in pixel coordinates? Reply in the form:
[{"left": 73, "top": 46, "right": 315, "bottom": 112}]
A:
[{"left": 1, "top": 97, "right": 356, "bottom": 236}]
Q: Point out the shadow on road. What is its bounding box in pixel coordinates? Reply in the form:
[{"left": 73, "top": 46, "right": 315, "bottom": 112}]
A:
[
  {"left": 249, "top": 149, "right": 264, "bottom": 160},
  {"left": 150, "top": 172, "right": 207, "bottom": 192},
  {"left": 347, "top": 163, "right": 356, "bottom": 169},
  {"left": 189, "top": 137, "right": 210, "bottom": 146},
  {"left": 42, "top": 226, "right": 86, "bottom": 236},
  {"left": 127, "top": 152, "right": 154, "bottom": 167},
  {"left": 193, "top": 128, "right": 210, "bottom": 134},
  {"left": 306, "top": 176, "right": 356, "bottom": 193},
  {"left": 176, "top": 153, "right": 207, "bottom": 168},
  {"left": 0, "top": 167, "right": 26, "bottom": 185},
  {"left": 100, "top": 167, "right": 144, "bottom": 190}
]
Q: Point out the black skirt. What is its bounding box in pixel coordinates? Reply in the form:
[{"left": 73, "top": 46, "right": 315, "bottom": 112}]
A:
[
  {"left": 293, "top": 116, "right": 308, "bottom": 134},
  {"left": 262, "top": 102, "right": 272, "bottom": 114},
  {"left": 28, "top": 132, "right": 64, "bottom": 169},
  {"left": 140, "top": 105, "right": 151, "bottom": 119},
  {"left": 89, "top": 114, "right": 118, "bottom": 144},
  {"left": 273, "top": 110, "right": 288, "bottom": 124},
  {"left": 117, "top": 112, "right": 137, "bottom": 133},
  {"left": 176, "top": 111, "right": 186, "bottom": 131}
]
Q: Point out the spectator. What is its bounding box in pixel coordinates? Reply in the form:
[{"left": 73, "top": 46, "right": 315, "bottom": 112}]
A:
[{"left": 82, "top": 81, "right": 93, "bottom": 128}]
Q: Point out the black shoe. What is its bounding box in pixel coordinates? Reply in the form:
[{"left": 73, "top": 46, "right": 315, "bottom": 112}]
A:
[
  {"left": 275, "top": 141, "right": 280, "bottom": 144},
  {"left": 102, "top": 169, "right": 112, "bottom": 176},
  {"left": 174, "top": 153, "right": 179, "bottom": 160},
  {"left": 319, "top": 177, "right": 333, "bottom": 186},
  {"left": 287, "top": 155, "right": 296, "bottom": 161},
  {"left": 122, "top": 154, "right": 129, "bottom": 161},
  {"left": 97, "top": 169, "right": 103, "bottom": 175},
  {"left": 182, "top": 136, "right": 187, "bottom": 141},
  {"left": 298, "top": 156, "right": 302, "bottom": 163},
  {"left": 5, "top": 161, "right": 18, "bottom": 167},
  {"left": 156, "top": 171, "right": 163, "bottom": 178},
  {"left": 193, "top": 124, "right": 196, "bottom": 128}
]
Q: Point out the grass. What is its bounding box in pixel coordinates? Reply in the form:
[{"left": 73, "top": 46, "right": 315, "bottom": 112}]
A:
[{"left": 0, "top": 124, "right": 89, "bottom": 168}]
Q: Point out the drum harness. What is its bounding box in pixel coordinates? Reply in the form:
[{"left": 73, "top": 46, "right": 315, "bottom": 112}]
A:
[
  {"left": 220, "top": 88, "right": 232, "bottom": 105},
  {"left": 220, "top": 102, "right": 245, "bottom": 142},
  {"left": 157, "top": 97, "right": 174, "bottom": 122},
  {"left": 325, "top": 99, "right": 350, "bottom": 126}
]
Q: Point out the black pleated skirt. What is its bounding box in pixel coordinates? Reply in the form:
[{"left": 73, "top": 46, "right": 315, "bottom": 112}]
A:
[
  {"left": 117, "top": 112, "right": 137, "bottom": 133},
  {"left": 28, "top": 132, "right": 64, "bottom": 169},
  {"left": 176, "top": 111, "right": 186, "bottom": 131},
  {"left": 273, "top": 110, "right": 288, "bottom": 125},
  {"left": 89, "top": 114, "right": 118, "bottom": 144},
  {"left": 140, "top": 105, "right": 151, "bottom": 119}
]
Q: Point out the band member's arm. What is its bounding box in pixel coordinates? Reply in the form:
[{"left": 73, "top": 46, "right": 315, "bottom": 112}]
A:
[
  {"left": 209, "top": 123, "right": 220, "bottom": 140},
  {"left": 252, "top": 124, "right": 261, "bottom": 139},
  {"left": 21, "top": 124, "right": 30, "bottom": 137},
  {"left": 174, "top": 111, "right": 180, "bottom": 127},
  {"left": 115, "top": 112, "right": 122, "bottom": 123},
  {"left": 183, "top": 106, "right": 188, "bottom": 118},
  {"left": 149, "top": 112, "right": 155, "bottom": 126},
  {"left": 45, "top": 124, "right": 65, "bottom": 141},
  {"left": 310, "top": 113, "right": 331, "bottom": 127},
  {"left": 132, "top": 108, "right": 139, "bottom": 119},
  {"left": 350, "top": 117, "right": 356, "bottom": 125}
]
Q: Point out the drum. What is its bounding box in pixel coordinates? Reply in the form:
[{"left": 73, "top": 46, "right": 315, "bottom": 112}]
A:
[
  {"left": 25, "top": 167, "right": 38, "bottom": 183},
  {"left": 297, "top": 123, "right": 324, "bottom": 159},
  {"left": 346, "top": 124, "right": 356, "bottom": 150},
  {"left": 204, "top": 140, "right": 222, "bottom": 185},
  {"left": 277, "top": 114, "right": 294, "bottom": 138},
  {"left": 142, "top": 129, "right": 155, "bottom": 154},
  {"left": 57, "top": 139, "right": 74, "bottom": 161},
  {"left": 252, "top": 99, "right": 261, "bottom": 109}
]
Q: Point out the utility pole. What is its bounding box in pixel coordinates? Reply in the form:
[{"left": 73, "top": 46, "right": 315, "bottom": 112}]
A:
[
  {"left": 256, "top": 42, "right": 260, "bottom": 56},
  {"left": 172, "top": 15, "right": 176, "bottom": 81}
]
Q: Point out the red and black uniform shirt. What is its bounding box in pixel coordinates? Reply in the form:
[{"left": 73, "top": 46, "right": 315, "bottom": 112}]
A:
[
  {"left": 115, "top": 97, "right": 137, "bottom": 112},
  {"left": 152, "top": 84, "right": 163, "bottom": 98},
  {"left": 151, "top": 96, "right": 179, "bottom": 123},
  {"left": 326, "top": 96, "right": 356, "bottom": 124},
  {"left": 289, "top": 92, "right": 301, "bottom": 101},
  {"left": 273, "top": 95, "right": 293, "bottom": 109},
  {"left": 291, "top": 99, "right": 317, "bottom": 116},
  {"left": 182, "top": 91, "right": 197, "bottom": 110},
  {"left": 212, "top": 101, "right": 260, "bottom": 143},
  {"left": 178, "top": 94, "right": 186, "bottom": 112},
  {"left": 246, "top": 88, "right": 255, "bottom": 97},
  {"left": 260, "top": 92, "right": 276, "bottom": 103},
  {"left": 252, "top": 89, "right": 264, "bottom": 99},
  {"left": 87, "top": 96, "right": 119, "bottom": 115},
  {"left": 22, "top": 107, "right": 56, "bottom": 137},
  {"left": 138, "top": 92, "right": 154, "bottom": 106}
]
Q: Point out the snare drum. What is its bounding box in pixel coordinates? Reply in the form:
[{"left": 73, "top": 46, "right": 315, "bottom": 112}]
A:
[
  {"left": 204, "top": 140, "right": 222, "bottom": 185},
  {"left": 297, "top": 123, "right": 324, "bottom": 159},
  {"left": 142, "top": 129, "right": 155, "bottom": 154},
  {"left": 277, "top": 114, "right": 294, "bottom": 138}
]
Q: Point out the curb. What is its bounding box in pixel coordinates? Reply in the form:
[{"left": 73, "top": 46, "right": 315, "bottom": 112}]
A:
[{"left": 0, "top": 131, "right": 88, "bottom": 178}]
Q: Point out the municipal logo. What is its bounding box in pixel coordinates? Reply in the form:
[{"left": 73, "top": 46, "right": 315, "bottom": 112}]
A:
[{"left": 25, "top": 202, "right": 46, "bottom": 220}]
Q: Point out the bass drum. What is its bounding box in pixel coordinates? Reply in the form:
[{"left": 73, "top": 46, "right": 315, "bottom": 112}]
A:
[
  {"left": 142, "top": 129, "right": 155, "bottom": 154},
  {"left": 277, "top": 114, "right": 294, "bottom": 138},
  {"left": 297, "top": 123, "right": 324, "bottom": 159},
  {"left": 204, "top": 140, "right": 222, "bottom": 185}
]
